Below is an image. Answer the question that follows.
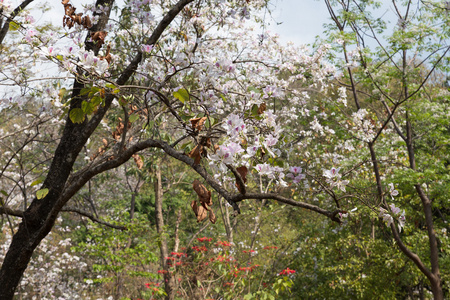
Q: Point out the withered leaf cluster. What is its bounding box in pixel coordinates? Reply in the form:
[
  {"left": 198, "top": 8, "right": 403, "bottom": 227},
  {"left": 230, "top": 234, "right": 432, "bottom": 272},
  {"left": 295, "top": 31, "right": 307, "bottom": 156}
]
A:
[
  {"left": 62, "top": 0, "right": 109, "bottom": 51},
  {"left": 112, "top": 117, "right": 131, "bottom": 141},
  {"left": 132, "top": 154, "right": 144, "bottom": 169},
  {"left": 90, "top": 138, "right": 109, "bottom": 161},
  {"left": 91, "top": 31, "right": 108, "bottom": 49},
  {"left": 191, "top": 180, "right": 216, "bottom": 224},
  {"left": 62, "top": 0, "right": 92, "bottom": 30},
  {"left": 188, "top": 137, "right": 211, "bottom": 165},
  {"left": 190, "top": 116, "right": 207, "bottom": 131}
]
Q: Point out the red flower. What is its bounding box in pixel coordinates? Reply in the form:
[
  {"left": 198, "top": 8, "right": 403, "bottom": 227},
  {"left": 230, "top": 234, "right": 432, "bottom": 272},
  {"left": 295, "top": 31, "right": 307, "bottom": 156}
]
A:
[
  {"left": 279, "top": 268, "right": 296, "bottom": 275},
  {"left": 264, "top": 246, "right": 278, "bottom": 250},
  {"left": 216, "top": 240, "right": 232, "bottom": 247},
  {"left": 192, "top": 245, "right": 208, "bottom": 252},
  {"left": 197, "top": 237, "right": 213, "bottom": 242}
]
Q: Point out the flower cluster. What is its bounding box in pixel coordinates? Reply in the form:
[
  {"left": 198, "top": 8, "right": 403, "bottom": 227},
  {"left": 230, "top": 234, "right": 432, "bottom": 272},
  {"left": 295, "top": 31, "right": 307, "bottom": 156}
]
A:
[
  {"left": 379, "top": 184, "right": 405, "bottom": 232},
  {"left": 216, "top": 240, "right": 232, "bottom": 247},
  {"left": 287, "top": 166, "right": 305, "bottom": 184},
  {"left": 145, "top": 282, "right": 162, "bottom": 293},
  {"left": 192, "top": 245, "right": 208, "bottom": 252},
  {"left": 255, "top": 163, "right": 287, "bottom": 187},
  {"left": 323, "top": 167, "right": 349, "bottom": 192}
]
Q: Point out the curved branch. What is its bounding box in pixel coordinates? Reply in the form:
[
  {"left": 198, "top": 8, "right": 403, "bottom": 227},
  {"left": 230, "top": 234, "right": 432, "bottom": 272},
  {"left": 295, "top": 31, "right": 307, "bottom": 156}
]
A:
[
  {"left": 390, "top": 222, "right": 434, "bottom": 281},
  {"left": 231, "top": 193, "right": 342, "bottom": 223},
  {"left": 62, "top": 206, "right": 126, "bottom": 230},
  {"left": 0, "top": 0, "right": 34, "bottom": 45}
]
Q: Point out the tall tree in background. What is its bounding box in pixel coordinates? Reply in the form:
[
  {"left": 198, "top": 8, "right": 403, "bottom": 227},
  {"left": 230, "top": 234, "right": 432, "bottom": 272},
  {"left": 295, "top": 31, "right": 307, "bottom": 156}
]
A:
[{"left": 320, "top": 0, "right": 450, "bottom": 298}]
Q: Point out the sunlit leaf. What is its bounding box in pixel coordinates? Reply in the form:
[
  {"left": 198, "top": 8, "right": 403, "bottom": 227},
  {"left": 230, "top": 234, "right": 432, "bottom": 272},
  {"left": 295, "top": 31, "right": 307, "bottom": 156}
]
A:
[
  {"left": 36, "top": 188, "right": 49, "bottom": 199},
  {"left": 69, "top": 108, "right": 85, "bottom": 123},
  {"left": 173, "top": 88, "right": 189, "bottom": 103}
]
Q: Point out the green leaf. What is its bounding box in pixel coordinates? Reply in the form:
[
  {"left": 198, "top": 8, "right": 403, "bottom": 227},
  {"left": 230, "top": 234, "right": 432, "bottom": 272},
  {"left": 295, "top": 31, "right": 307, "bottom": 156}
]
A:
[
  {"left": 251, "top": 104, "right": 259, "bottom": 116},
  {"left": 30, "top": 178, "right": 44, "bottom": 187},
  {"left": 81, "top": 101, "right": 95, "bottom": 115},
  {"left": 129, "top": 114, "right": 139, "bottom": 123},
  {"left": 105, "top": 83, "right": 116, "bottom": 89},
  {"left": 243, "top": 294, "right": 254, "bottom": 300},
  {"left": 69, "top": 108, "right": 86, "bottom": 123},
  {"left": 91, "top": 95, "right": 102, "bottom": 107},
  {"left": 36, "top": 188, "right": 49, "bottom": 199},
  {"left": 173, "top": 88, "right": 190, "bottom": 103},
  {"left": 9, "top": 21, "right": 20, "bottom": 31},
  {"left": 80, "top": 88, "right": 91, "bottom": 96}
]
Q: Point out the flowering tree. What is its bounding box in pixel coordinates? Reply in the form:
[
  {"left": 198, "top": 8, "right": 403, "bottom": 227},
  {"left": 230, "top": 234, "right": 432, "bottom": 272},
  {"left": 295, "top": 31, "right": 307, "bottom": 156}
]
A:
[
  {"left": 0, "top": 0, "right": 449, "bottom": 299},
  {"left": 0, "top": 0, "right": 340, "bottom": 297},
  {"left": 317, "top": 1, "right": 449, "bottom": 298}
]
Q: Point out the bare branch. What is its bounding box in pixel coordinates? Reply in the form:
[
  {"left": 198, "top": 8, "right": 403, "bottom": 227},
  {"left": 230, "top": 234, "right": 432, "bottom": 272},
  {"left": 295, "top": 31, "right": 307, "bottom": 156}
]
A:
[
  {"left": 62, "top": 206, "right": 126, "bottom": 230},
  {"left": 0, "top": 206, "right": 24, "bottom": 218},
  {"left": 231, "top": 193, "right": 342, "bottom": 223}
]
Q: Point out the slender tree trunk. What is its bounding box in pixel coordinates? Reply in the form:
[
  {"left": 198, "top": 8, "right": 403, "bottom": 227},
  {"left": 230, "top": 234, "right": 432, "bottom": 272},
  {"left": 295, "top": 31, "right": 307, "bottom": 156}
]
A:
[
  {"left": 154, "top": 165, "right": 176, "bottom": 300},
  {"left": 218, "top": 196, "right": 233, "bottom": 243},
  {"left": 173, "top": 208, "right": 182, "bottom": 253}
]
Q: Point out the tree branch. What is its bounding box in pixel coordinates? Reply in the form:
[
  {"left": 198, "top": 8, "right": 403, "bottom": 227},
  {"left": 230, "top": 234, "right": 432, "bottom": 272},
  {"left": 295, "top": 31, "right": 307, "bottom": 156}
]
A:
[
  {"left": 62, "top": 206, "right": 126, "bottom": 230},
  {"left": 0, "top": 0, "right": 34, "bottom": 45},
  {"left": 0, "top": 206, "right": 24, "bottom": 218},
  {"left": 231, "top": 193, "right": 342, "bottom": 223}
]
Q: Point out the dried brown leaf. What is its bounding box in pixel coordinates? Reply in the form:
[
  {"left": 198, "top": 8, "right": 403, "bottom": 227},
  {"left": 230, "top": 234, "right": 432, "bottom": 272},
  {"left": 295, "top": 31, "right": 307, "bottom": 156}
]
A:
[
  {"left": 205, "top": 138, "right": 211, "bottom": 148},
  {"left": 190, "top": 116, "right": 207, "bottom": 131},
  {"left": 236, "top": 166, "right": 248, "bottom": 183},
  {"left": 132, "top": 154, "right": 144, "bottom": 169},
  {"left": 188, "top": 145, "right": 202, "bottom": 165},
  {"left": 209, "top": 209, "right": 217, "bottom": 224},
  {"left": 193, "top": 179, "right": 212, "bottom": 206},
  {"left": 191, "top": 200, "right": 208, "bottom": 222},
  {"left": 82, "top": 15, "right": 92, "bottom": 28},
  {"left": 92, "top": 31, "right": 107, "bottom": 47},
  {"left": 193, "top": 179, "right": 209, "bottom": 199},
  {"left": 73, "top": 14, "right": 82, "bottom": 25},
  {"left": 257, "top": 102, "right": 266, "bottom": 114}
]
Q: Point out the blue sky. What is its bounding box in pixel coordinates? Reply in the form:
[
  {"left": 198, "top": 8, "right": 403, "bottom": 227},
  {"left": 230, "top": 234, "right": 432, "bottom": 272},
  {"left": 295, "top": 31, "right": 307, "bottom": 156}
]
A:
[{"left": 268, "top": 0, "right": 330, "bottom": 46}]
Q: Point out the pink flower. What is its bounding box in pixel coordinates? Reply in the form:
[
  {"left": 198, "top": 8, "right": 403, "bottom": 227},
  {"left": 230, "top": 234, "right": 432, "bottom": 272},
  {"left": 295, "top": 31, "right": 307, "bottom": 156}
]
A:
[{"left": 141, "top": 44, "right": 153, "bottom": 53}]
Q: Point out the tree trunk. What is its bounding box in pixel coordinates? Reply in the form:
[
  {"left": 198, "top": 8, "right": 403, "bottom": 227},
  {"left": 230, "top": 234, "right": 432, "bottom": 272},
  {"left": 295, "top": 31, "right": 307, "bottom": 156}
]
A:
[
  {"left": 219, "top": 196, "right": 234, "bottom": 243},
  {"left": 154, "top": 165, "right": 176, "bottom": 300}
]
